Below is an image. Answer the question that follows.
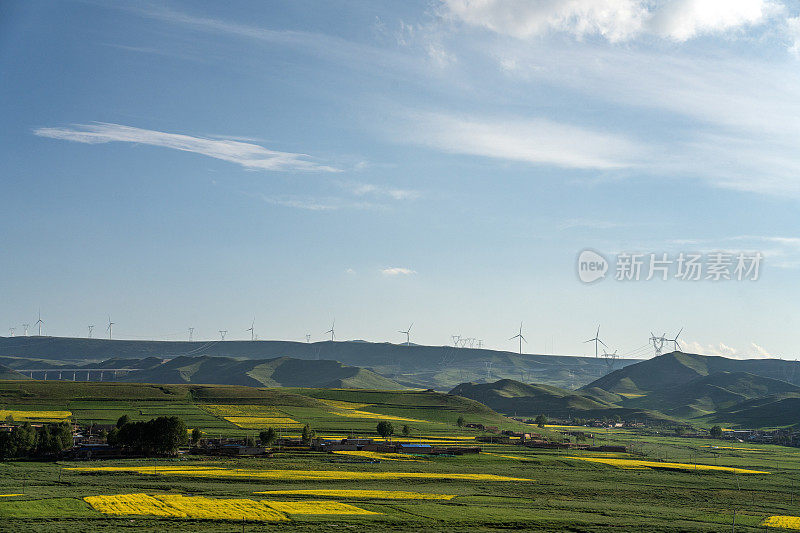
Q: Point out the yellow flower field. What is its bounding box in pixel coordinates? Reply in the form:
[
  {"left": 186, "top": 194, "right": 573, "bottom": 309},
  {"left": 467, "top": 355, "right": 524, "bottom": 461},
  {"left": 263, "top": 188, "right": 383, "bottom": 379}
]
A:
[
  {"left": 0, "top": 409, "right": 71, "bottom": 421},
  {"left": 762, "top": 515, "right": 800, "bottom": 529},
  {"left": 67, "top": 465, "right": 530, "bottom": 481},
  {"left": 569, "top": 456, "right": 769, "bottom": 474},
  {"left": 223, "top": 416, "right": 301, "bottom": 429},
  {"left": 331, "top": 450, "right": 421, "bottom": 461},
  {"left": 317, "top": 399, "right": 375, "bottom": 410},
  {"left": 330, "top": 409, "right": 424, "bottom": 422},
  {"left": 199, "top": 404, "right": 302, "bottom": 428},
  {"left": 0, "top": 494, "right": 24, "bottom": 497},
  {"left": 265, "top": 501, "right": 379, "bottom": 515},
  {"left": 254, "top": 489, "right": 456, "bottom": 500},
  {"left": 84, "top": 493, "right": 380, "bottom": 519}
]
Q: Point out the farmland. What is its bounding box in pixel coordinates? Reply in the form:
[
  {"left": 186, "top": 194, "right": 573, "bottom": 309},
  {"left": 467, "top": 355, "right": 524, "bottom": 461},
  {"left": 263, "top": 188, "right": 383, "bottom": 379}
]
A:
[{"left": 2, "top": 381, "right": 800, "bottom": 530}]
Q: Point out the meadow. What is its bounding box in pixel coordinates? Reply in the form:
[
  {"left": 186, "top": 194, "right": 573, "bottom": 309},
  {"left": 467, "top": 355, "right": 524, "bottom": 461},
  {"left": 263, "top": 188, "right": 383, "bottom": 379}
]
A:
[{"left": 1, "top": 381, "right": 800, "bottom": 530}]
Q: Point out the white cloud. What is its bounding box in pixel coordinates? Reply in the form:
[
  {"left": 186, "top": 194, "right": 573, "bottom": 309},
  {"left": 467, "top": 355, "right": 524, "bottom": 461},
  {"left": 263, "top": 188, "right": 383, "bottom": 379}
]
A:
[
  {"left": 788, "top": 16, "right": 800, "bottom": 56},
  {"left": 401, "top": 112, "right": 645, "bottom": 169},
  {"left": 442, "top": 0, "right": 647, "bottom": 42},
  {"left": 441, "top": 0, "right": 778, "bottom": 43},
  {"left": 345, "top": 268, "right": 356, "bottom": 275},
  {"left": 650, "top": 0, "right": 773, "bottom": 41},
  {"left": 750, "top": 342, "right": 771, "bottom": 357},
  {"left": 34, "top": 123, "right": 339, "bottom": 173},
  {"left": 381, "top": 267, "right": 417, "bottom": 276},
  {"left": 338, "top": 181, "right": 421, "bottom": 201}
]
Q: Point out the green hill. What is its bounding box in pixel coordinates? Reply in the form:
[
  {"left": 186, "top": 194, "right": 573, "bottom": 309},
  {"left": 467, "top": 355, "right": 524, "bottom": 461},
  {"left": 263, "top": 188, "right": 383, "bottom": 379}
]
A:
[
  {"left": 0, "top": 364, "right": 28, "bottom": 380},
  {"left": 623, "top": 371, "right": 800, "bottom": 419},
  {"left": 582, "top": 351, "right": 800, "bottom": 394},
  {"left": 448, "top": 379, "right": 674, "bottom": 422},
  {"left": 118, "top": 355, "right": 406, "bottom": 389}
]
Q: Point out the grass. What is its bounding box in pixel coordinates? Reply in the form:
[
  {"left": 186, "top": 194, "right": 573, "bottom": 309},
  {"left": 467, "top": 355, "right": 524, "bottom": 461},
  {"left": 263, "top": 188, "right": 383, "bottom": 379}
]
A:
[{"left": 3, "top": 380, "right": 800, "bottom": 530}]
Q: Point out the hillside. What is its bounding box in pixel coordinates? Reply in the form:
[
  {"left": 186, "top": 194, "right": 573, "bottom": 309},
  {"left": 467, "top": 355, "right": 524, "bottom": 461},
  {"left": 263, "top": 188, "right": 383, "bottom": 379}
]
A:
[
  {"left": 0, "top": 364, "right": 28, "bottom": 380},
  {"left": 0, "top": 335, "right": 640, "bottom": 390},
  {"left": 118, "top": 355, "right": 406, "bottom": 389},
  {"left": 623, "top": 371, "right": 800, "bottom": 419},
  {"left": 448, "top": 379, "right": 673, "bottom": 422},
  {"left": 583, "top": 351, "right": 800, "bottom": 394}
]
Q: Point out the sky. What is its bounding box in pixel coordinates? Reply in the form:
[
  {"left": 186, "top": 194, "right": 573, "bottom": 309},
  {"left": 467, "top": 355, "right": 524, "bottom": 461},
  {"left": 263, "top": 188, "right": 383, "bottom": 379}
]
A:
[{"left": 2, "top": 0, "right": 800, "bottom": 359}]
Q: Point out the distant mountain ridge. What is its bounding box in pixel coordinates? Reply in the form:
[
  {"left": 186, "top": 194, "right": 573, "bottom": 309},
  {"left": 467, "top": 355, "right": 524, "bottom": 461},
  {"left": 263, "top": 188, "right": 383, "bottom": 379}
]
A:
[{"left": 0, "top": 336, "right": 640, "bottom": 390}]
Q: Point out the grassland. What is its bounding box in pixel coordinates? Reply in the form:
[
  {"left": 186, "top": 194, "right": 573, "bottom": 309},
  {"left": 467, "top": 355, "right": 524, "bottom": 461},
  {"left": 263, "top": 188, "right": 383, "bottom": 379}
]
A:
[{"left": 2, "top": 380, "right": 800, "bottom": 530}]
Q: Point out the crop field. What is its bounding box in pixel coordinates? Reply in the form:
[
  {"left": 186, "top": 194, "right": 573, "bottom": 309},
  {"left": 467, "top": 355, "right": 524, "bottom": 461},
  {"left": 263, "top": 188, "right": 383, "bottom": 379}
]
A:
[{"left": 3, "top": 381, "right": 800, "bottom": 530}]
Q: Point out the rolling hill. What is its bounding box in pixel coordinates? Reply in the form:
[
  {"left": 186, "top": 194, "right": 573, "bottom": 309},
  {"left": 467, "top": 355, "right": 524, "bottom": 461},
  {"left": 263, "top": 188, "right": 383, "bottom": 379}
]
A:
[
  {"left": 583, "top": 351, "right": 800, "bottom": 394},
  {"left": 118, "top": 355, "right": 406, "bottom": 389},
  {"left": 0, "top": 335, "right": 640, "bottom": 390}
]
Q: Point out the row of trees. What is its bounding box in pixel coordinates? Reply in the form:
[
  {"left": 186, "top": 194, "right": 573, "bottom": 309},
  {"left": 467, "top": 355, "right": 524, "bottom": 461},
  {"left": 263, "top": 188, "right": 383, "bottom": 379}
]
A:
[
  {"left": 107, "top": 415, "right": 188, "bottom": 455},
  {"left": 0, "top": 422, "right": 73, "bottom": 459}
]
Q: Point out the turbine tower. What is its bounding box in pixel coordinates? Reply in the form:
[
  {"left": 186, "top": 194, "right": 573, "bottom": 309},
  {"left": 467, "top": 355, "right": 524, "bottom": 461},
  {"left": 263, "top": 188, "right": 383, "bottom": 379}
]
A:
[
  {"left": 8, "top": 327, "right": 15, "bottom": 337},
  {"left": 247, "top": 318, "right": 255, "bottom": 341},
  {"left": 219, "top": 330, "right": 227, "bottom": 341},
  {"left": 399, "top": 323, "right": 413, "bottom": 346},
  {"left": 509, "top": 322, "right": 526, "bottom": 355},
  {"left": 22, "top": 324, "right": 29, "bottom": 336},
  {"left": 188, "top": 327, "right": 194, "bottom": 341},
  {"left": 325, "top": 319, "right": 335, "bottom": 341},
  {"left": 666, "top": 327, "right": 683, "bottom": 351},
  {"left": 584, "top": 325, "right": 607, "bottom": 358},
  {"left": 87, "top": 325, "right": 94, "bottom": 338},
  {"left": 305, "top": 334, "right": 311, "bottom": 343},
  {"left": 35, "top": 311, "right": 43, "bottom": 336},
  {"left": 106, "top": 316, "right": 114, "bottom": 340}
]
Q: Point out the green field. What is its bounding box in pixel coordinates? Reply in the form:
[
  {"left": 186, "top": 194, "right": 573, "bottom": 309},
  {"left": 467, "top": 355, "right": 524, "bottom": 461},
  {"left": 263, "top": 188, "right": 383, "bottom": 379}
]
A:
[{"left": 1, "top": 381, "right": 800, "bottom": 530}]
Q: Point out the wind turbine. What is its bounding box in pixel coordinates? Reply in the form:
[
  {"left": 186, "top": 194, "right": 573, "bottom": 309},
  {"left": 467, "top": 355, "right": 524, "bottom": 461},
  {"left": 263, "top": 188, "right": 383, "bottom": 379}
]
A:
[
  {"left": 106, "top": 316, "right": 114, "bottom": 340},
  {"left": 666, "top": 328, "right": 683, "bottom": 351},
  {"left": 325, "top": 319, "right": 335, "bottom": 342},
  {"left": 8, "top": 327, "right": 15, "bottom": 337},
  {"left": 35, "top": 311, "right": 43, "bottom": 336},
  {"left": 509, "top": 322, "right": 526, "bottom": 355},
  {"left": 305, "top": 334, "right": 311, "bottom": 343},
  {"left": 188, "top": 327, "right": 194, "bottom": 341},
  {"left": 399, "top": 323, "right": 413, "bottom": 346},
  {"left": 219, "top": 330, "right": 227, "bottom": 341},
  {"left": 247, "top": 318, "right": 255, "bottom": 341},
  {"left": 87, "top": 325, "right": 94, "bottom": 338},
  {"left": 22, "top": 324, "right": 29, "bottom": 336},
  {"left": 584, "top": 325, "right": 607, "bottom": 358}
]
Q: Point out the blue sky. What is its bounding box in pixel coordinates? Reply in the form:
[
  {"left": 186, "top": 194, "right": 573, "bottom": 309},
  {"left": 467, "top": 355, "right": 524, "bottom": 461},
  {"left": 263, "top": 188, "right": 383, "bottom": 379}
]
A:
[{"left": 2, "top": 0, "right": 800, "bottom": 359}]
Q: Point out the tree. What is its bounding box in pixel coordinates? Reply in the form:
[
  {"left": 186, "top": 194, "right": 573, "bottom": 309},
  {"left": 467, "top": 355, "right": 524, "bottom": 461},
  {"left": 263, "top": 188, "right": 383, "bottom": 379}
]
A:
[
  {"left": 457, "top": 416, "right": 465, "bottom": 428},
  {"left": 191, "top": 428, "right": 202, "bottom": 445},
  {"left": 245, "top": 435, "right": 256, "bottom": 447},
  {"left": 402, "top": 424, "right": 411, "bottom": 436},
  {"left": 36, "top": 422, "right": 73, "bottom": 456},
  {"left": 710, "top": 425, "right": 723, "bottom": 438},
  {"left": 535, "top": 414, "right": 548, "bottom": 428},
  {"left": 116, "top": 415, "right": 130, "bottom": 429},
  {"left": 259, "top": 428, "right": 277, "bottom": 447},
  {"left": 116, "top": 416, "right": 188, "bottom": 455},
  {"left": 301, "top": 424, "right": 314, "bottom": 445},
  {"left": 376, "top": 421, "right": 394, "bottom": 439}
]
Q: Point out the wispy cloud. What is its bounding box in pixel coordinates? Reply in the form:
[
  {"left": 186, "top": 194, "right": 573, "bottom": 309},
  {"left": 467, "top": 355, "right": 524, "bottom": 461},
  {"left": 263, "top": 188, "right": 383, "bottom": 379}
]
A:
[
  {"left": 559, "top": 218, "right": 627, "bottom": 230},
  {"left": 398, "top": 112, "right": 645, "bottom": 169},
  {"left": 337, "top": 181, "right": 421, "bottom": 201},
  {"left": 381, "top": 267, "right": 417, "bottom": 276},
  {"left": 34, "top": 123, "right": 339, "bottom": 173}
]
